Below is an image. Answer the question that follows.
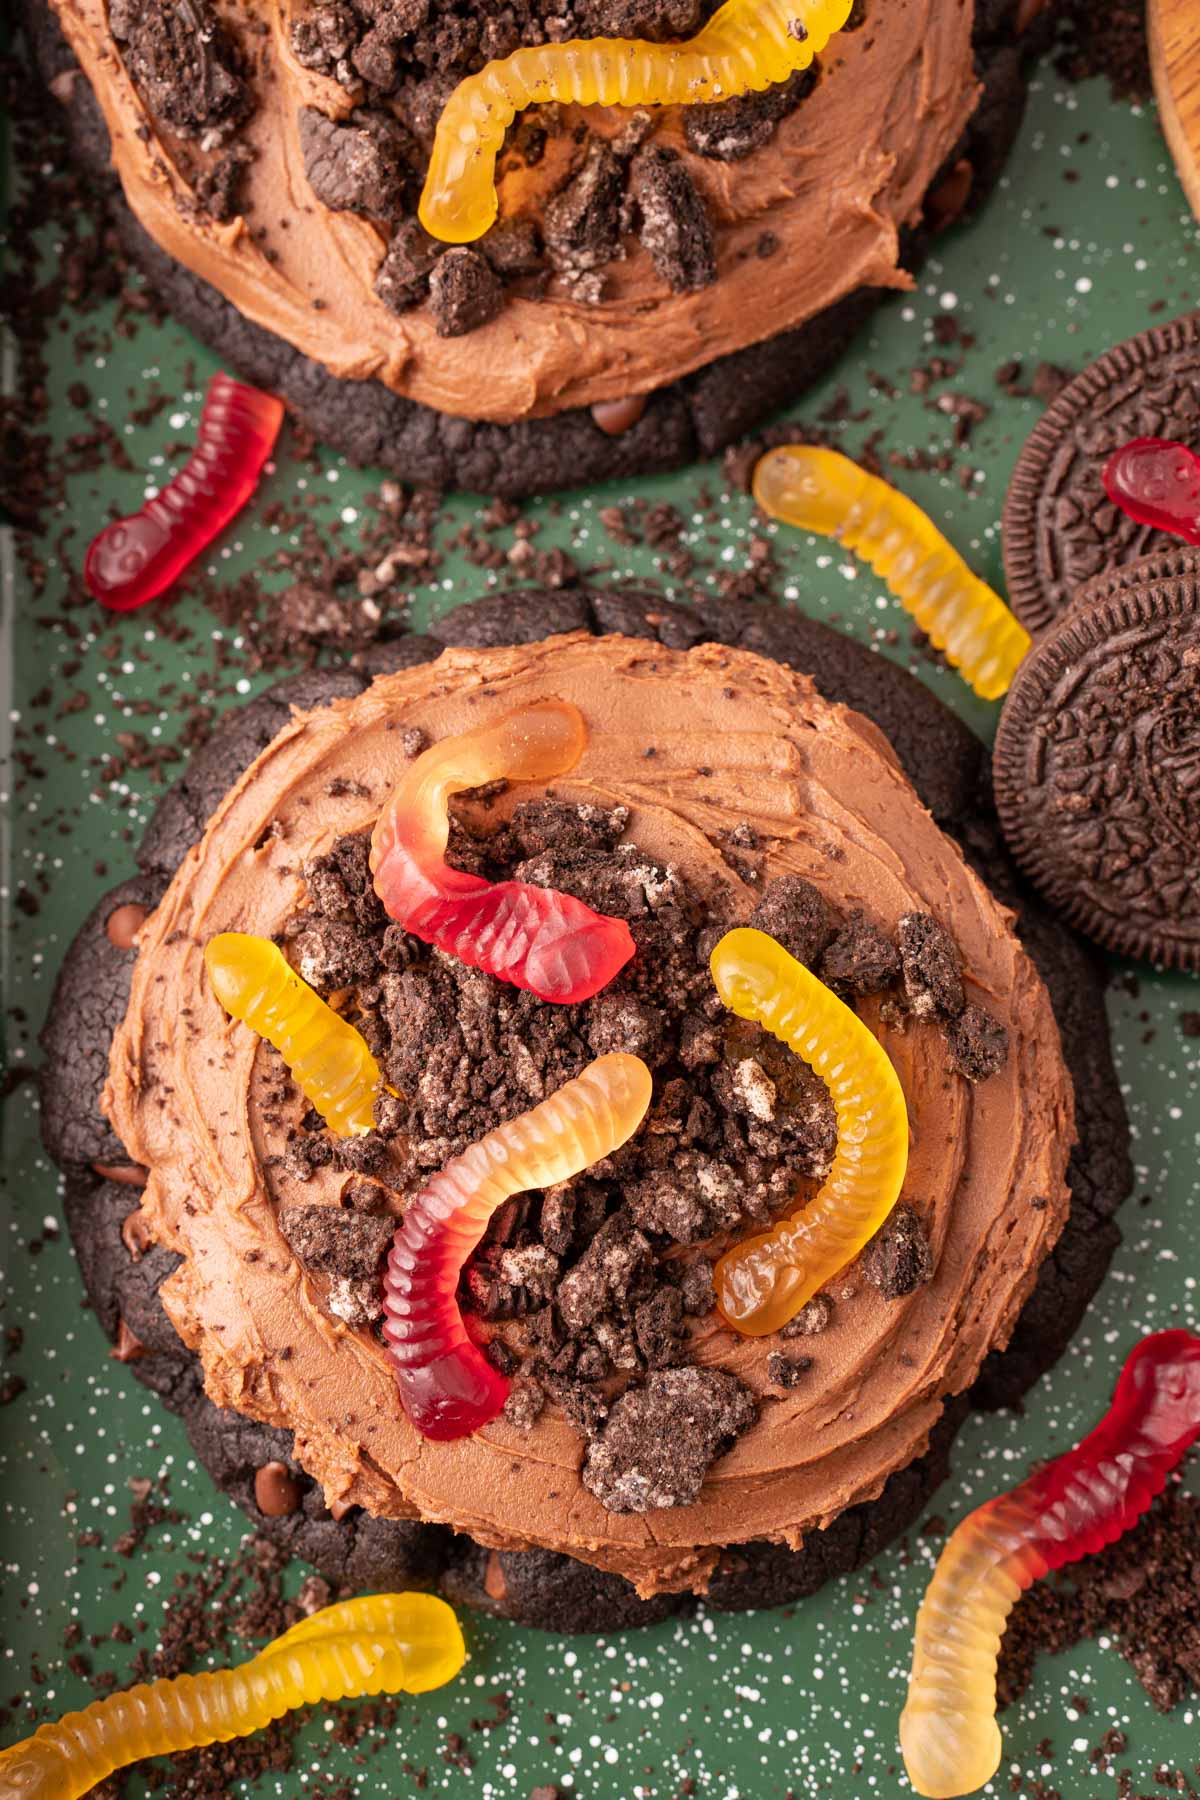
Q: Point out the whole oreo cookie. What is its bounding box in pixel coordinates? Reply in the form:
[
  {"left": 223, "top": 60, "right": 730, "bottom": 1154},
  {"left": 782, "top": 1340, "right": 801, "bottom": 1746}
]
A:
[
  {"left": 1004, "top": 311, "right": 1200, "bottom": 633},
  {"left": 42, "top": 585, "right": 1131, "bottom": 1632},
  {"left": 995, "top": 554, "right": 1200, "bottom": 969},
  {"left": 23, "top": 0, "right": 1042, "bottom": 499}
]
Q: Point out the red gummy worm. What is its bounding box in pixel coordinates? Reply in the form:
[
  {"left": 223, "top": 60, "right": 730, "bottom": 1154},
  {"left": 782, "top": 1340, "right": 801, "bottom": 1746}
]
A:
[
  {"left": 1102, "top": 436, "right": 1200, "bottom": 547},
  {"left": 901, "top": 1329, "right": 1200, "bottom": 1797},
  {"left": 370, "top": 701, "right": 635, "bottom": 1004},
  {"left": 84, "top": 372, "right": 284, "bottom": 611},
  {"left": 382, "top": 1053, "right": 653, "bottom": 1440}
]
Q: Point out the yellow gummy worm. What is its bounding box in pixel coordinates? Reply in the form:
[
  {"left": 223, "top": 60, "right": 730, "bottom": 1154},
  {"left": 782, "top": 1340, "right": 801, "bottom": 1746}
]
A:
[
  {"left": 420, "top": 0, "right": 854, "bottom": 242},
  {"left": 205, "top": 931, "right": 384, "bottom": 1137},
  {"left": 0, "top": 1594, "right": 464, "bottom": 1800},
  {"left": 899, "top": 1493, "right": 1045, "bottom": 1797},
  {"left": 710, "top": 928, "right": 909, "bottom": 1335},
  {"left": 753, "top": 446, "right": 1032, "bottom": 700}
]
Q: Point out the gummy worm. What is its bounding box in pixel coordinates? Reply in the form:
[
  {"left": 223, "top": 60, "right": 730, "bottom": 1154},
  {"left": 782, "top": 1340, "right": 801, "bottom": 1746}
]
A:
[
  {"left": 85, "top": 372, "right": 284, "bottom": 612},
  {"left": 383, "top": 1052, "right": 652, "bottom": 1439},
  {"left": 0, "top": 1593, "right": 464, "bottom": 1799},
  {"left": 753, "top": 446, "right": 1032, "bottom": 700},
  {"left": 205, "top": 931, "right": 385, "bottom": 1137},
  {"left": 1102, "top": 436, "right": 1200, "bottom": 546},
  {"left": 710, "top": 927, "right": 909, "bottom": 1336},
  {"left": 419, "top": 0, "right": 854, "bottom": 243},
  {"left": 370, "top": 699, "right": 635, "bottom": 1005},
  {"left": 901, "top": 1329, "right": 1200, "bottom": 1799}
]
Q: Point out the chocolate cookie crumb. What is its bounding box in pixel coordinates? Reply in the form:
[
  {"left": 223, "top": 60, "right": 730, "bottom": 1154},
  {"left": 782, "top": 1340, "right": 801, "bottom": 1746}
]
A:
[
  {"left": 557, "top": 1211, "right": 653, "bottom": 1334},
  {"left": 277, "top": 1205, "right": 394, "bottom": 1282},
  {"left": 543, "top": 138, "right": 624, "bottom": 297},
  {"left": 818, "top": 913, "right": 902, "bottom": 995},
  {"left": 946, "top": 1003, "right": 1009, "bottom": 1082},
  {"left": 683, "top": 66, "right": 816, "bottom": 161},
  {"left": 629, "top": 145, "right": 716, "bottom": 294},
  {"left": 581, "top": 1367, "right": 756, "bottom": 1513},
  {"left": 898, "top": 913, "right": 966, "bottom": 1018},
  {"left": 374, "top": 218, "right": 441, "bottom": 314},
  {"left": 861, "top": 1204, "right": 934, "bottom": 1299},
  {"left": 109, "top": 0, "right": 250, "bottom": 139},
  {"left": 298, "top": 106, "right": 412, "bottom": 223},
  {"left": 749, "top": 875, "right": 838, "bottom": 967},
  {"left": 766, "top": 1351, "right": 812, "bottom": 1388},
  {"left": 503, "top": 1381, "right": 546, "bottom": 1431},
  {"left": 675, "top": 1258, "right": 715, "bottom": 1318},
  {"left": 781, "top": 1293, "right": 833, "bottom": 1337},
  {"left": 428, "top": 247, "right": 503, "bottom": 338},
  {"left": 634, "top": 1286, "right": 685, "bottom": 1368}
]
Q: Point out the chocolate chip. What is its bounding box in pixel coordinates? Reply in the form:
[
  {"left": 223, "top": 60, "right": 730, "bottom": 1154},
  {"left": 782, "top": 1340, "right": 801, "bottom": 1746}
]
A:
[
  {"left": 253, "top": 1461, "right": 303, "bottom": 1518},
  {"left": 109, "top": 1319, "right": 147, "bottom": 1364},
  {"left": 926, "top": 158, "right": 975, "bottom": 231},
  {"left": 628, "top": 145, "right": 716, "bottom": 294},
  {"left": 277, "top": 1204, "right": 394, "bottom": 1282},
  {"left": 94, "top": 1160, "right": 149, "bottom": 1187},
  {"left": 427, "top": 247, "right": 503, "bottom": 338},
  {"left": 581, "top": 1367, "right": 756, "bottom": 1513},
  {"left": 748, "top": 876, "right": 838, "bottom": 967},
  {"left": 591, "top": 395, "right": 648, "bottom": 436},
  {"left": 946, "top": 1003, "right": 1009, "bottom": 1082},
  {"left": 104, "top": 902, "right": 148, "bottom": 950},
  {"left": 897, "top": 913, "right": 966, "bottom": 1018},
  {"left": 861, "top": 1204, "right": 935, "bottom": 1299}
]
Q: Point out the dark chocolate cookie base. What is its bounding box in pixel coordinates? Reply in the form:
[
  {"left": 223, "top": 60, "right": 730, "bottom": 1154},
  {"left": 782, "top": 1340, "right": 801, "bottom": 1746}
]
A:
[
  {"left": 24, "top": 0, "right": 1043, "bottom": 498},
  {"left": 41, "top": 587, "right": 1130, "bottom": 1631}
]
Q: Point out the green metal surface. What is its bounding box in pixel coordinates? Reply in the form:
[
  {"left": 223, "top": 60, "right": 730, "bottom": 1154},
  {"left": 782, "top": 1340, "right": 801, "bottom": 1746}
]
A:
[{"left": 3, "top": 52, "right": 1200, "bottom": 1800}]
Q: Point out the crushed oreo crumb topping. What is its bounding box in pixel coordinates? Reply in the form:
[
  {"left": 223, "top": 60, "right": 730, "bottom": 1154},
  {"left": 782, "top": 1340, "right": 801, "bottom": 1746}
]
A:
[
  {"left": 581, "top": 1367, "right": 756, "bottom": 1512},
  {"left": 860, "top": 1203, "right": 934, "bottom": 1299}
]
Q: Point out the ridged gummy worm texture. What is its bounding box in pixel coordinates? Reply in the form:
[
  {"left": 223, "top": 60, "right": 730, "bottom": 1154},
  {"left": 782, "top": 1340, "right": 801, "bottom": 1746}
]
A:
[
  {"left": 753, "top": 446, "right": 1031, "bottom": 700},
  {"left": 0, "top": 1593, "right": 464, "bottom": 1798},
  {"left": 84, "top": 372, "right": 283, "bottom": 612},
  {"left": 204, "top": 931, "right": 385, "bottom": 1137},
  {"left": 369, "top": 699, "right": 635, "bottom": 1004},
  {"left": 383, "top": 1053, "right": 653, "bottom": 1439},
  {"left": 419, "top": 0, "right": 855, "bottom": 242},
  {"left": 710, "top": 928, "right": 909, "bottom": 1336},
  {"left": 900, "top": 1330, "right": 1200, "bottom": 1798}
]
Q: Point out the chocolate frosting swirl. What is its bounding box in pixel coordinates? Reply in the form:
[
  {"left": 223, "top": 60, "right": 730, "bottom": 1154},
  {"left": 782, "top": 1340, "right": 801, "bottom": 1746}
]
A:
[
  {"left": 50, "top": 0, "right": 979, "bottom": 423},
  {"left": 105, "top": 637, "right": 1072, "bottom": 1596}
]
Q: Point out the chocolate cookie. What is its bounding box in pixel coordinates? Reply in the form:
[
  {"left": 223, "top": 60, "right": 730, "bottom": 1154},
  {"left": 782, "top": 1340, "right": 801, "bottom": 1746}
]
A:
[
  {"left": 24, "top": 0, "right": 1044, "bottom": 499},
  {"left": 1003, "top": 311, "right": 1200, "bottom": 633},
  {"left": 42, "top": 586, "right": 1131, "bottom": 1632},
  {"left": 994, "top": 557, "right": 1200, "bottom": 970}
]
